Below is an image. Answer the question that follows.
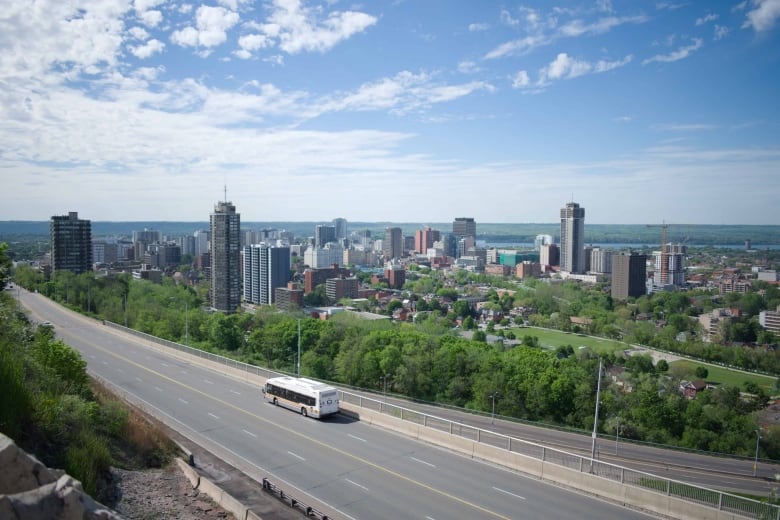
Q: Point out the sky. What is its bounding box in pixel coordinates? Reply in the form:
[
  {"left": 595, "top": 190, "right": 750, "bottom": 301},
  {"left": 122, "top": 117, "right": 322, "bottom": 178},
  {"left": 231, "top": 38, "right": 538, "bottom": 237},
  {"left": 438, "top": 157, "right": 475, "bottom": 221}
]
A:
[{"left": 1, "top": 0, "right": 779, "bottom": 225}]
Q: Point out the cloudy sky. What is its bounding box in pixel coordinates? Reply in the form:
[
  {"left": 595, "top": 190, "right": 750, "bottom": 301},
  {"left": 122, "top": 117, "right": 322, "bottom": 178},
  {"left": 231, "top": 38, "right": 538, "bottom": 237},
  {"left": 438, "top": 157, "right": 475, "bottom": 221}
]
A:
[{"left": 2, "top": 0, "right": 779, "bottom": 224}]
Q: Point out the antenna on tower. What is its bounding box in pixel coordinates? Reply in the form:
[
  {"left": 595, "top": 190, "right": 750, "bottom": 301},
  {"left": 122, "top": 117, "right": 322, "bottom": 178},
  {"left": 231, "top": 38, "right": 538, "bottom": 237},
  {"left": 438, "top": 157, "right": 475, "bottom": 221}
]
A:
[{"left": 224, "top": 184, "right": 227, "bottom": 203}]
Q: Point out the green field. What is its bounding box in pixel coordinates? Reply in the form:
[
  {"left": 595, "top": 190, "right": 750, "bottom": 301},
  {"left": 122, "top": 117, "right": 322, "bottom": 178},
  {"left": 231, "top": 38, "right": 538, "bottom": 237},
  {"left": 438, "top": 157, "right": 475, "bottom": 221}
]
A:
[
  {"left": 669, "top": 360, "right": 776, "bottom": 392},
  {"left": 517, "top": 326, "right": 626, "bottom": 354}
]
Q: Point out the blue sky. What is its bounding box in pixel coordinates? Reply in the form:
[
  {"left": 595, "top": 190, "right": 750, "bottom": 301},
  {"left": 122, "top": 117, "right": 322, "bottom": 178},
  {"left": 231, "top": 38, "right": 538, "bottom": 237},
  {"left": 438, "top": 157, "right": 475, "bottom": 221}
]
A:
[{"left": 2, "top": 0, "right": 779, "bottom": 224}]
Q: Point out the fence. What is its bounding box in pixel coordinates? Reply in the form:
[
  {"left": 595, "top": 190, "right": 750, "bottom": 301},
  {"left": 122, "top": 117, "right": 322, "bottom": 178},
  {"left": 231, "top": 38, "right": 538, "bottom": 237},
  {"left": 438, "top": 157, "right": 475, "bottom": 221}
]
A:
[{"left": 105, "top": 321, "right": 780, "bottom": 520}]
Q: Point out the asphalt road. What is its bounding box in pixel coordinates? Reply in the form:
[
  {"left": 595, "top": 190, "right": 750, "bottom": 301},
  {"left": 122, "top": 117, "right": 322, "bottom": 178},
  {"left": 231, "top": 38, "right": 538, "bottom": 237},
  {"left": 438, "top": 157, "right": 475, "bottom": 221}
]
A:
[{"left": 19, "top": 288, "right": 657, "bottom": 520}]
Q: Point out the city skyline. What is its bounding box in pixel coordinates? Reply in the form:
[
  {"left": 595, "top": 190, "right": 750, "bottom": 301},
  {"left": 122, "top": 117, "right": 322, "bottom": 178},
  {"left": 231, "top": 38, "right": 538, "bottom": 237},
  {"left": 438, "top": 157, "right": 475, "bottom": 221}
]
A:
[{"left": 2, "top": 1, "right": 779, "bottom": 224}]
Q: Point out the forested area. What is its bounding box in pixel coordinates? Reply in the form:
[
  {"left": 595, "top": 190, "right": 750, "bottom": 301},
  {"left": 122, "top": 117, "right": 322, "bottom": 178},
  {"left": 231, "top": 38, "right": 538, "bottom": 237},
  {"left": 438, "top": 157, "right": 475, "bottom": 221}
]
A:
[{"left": 10, "top": 258, "right": 780, "bottom": 460}]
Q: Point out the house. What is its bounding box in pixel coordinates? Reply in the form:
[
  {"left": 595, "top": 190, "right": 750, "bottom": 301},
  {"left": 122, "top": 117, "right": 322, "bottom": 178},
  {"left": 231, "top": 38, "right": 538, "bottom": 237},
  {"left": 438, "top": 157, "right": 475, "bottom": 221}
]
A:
[{"left": 680, "top": 380, "right": 707, "bottom": 399}]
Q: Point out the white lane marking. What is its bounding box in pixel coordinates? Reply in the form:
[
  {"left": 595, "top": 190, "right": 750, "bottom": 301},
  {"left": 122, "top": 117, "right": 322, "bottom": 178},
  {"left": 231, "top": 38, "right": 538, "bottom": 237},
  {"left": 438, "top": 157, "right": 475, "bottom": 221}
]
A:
[
  {"left": 230, "top": 390, "right": 241, "bottom": 395},
  {"left": 136, "top": 377, "right": 143, "bottom": 383},
  {"left": 154, "top": 386, "right": 163, "bottom": 392},
  {"left": 180, "top": 370, "right": 187, "bottom": 374},
  {"left": 204, "top": 379, "right": 214, "bottom": 385},
  {"left": 411, "top": 457, "right": 436, "bottom": 468},
  {"left": 89, "top": 355, "right": 95, "bottom": 359},
  {"left": 348, "top": 434, "right": 366, "bottom": 443},
  {"left": 208, "top": 412, "right": 220, "bottom": 420},
  {"left": 102, "top": 361, "right": 108, "bottom": 365},
  {"left": 288, "top": 451, "right": 305, "bottom": 461},
  {"left": 161, "top": 362, "right": 169, "bottom": 367},
  {"left": 426, "top": 517, "right": 437, "bottom": 520},
  {"left": 345, "top": 479, "right": 369, "bottom": 492},
  {"left": 116, "top": 368, "right": 124, "bottom": 373},
  {"left": 178, "top": 398, "right": 189, "bottom": 405},
  {"left": 242, "top": 429, "right": 257, "bottom": 438},
  {"left": 493, "top": 487, "right": 526, "bottom": 500}
]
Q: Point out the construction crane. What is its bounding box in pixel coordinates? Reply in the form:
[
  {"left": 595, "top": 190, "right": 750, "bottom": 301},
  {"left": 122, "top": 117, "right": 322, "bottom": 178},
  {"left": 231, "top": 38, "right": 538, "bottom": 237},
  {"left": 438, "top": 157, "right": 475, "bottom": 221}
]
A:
[{"left": 646, "top": 222, "right": 669, "bottom": 285}]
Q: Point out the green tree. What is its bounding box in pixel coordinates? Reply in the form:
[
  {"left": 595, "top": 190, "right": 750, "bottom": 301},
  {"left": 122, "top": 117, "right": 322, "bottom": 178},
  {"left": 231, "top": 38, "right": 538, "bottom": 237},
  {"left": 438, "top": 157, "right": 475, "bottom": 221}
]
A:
[{"left": 0, "top": 242, "right": 11, "bottom": 290}]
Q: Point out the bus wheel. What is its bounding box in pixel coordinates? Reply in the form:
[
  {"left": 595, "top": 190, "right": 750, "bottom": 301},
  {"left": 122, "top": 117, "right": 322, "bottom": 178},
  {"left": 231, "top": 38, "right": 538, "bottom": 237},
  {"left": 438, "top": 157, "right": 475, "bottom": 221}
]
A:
[
  {"left": 301, "top": 407, "right": 307, "bottom": 417},
  {"left": 273, "top": 398, "right": 277, "bottom": 406}
]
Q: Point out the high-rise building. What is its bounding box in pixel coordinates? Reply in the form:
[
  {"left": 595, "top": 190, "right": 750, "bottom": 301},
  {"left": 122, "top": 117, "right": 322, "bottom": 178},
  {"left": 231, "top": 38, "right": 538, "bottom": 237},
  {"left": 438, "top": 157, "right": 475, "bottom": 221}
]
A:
[
  {"left": 332, "top": 218, "right": 348, "bottom": 240},
  {"left": 452, "top": 217, "right": 476, "bottom": 240},
  {"left": 315, "top": 225, "right": 337, "bottom": 248},
  {"left": 414, "top": 227, "right": 440, "bottom": 255},
  {"left": 384, "top": 227, "right": 403, "bottom": 259},
  {"left": 611, "top": 252, "right": 646, "bottom": 300},
  {"left": 590, "top": 248, "right": 612, "bottom": 275},
  {"left": 653, "top": 251, "right": 686, "bottom": 287},
  {"left": 193, "top": 230, "right": 209, "bottom": 257},
  {"left": 560, "top": 202, "right": 585, "bottom": 274},
  {"left": 534, "top": 234, "right": 553, "bottom": 251},
  {"left": 540, "top": 243, "right": 559, "bottom": 268},
  {"left": 243, "top": 244, "right": 290, "bottom": 305},
  {"left": 210, "top": 201, "right": 241, "bottom": 313},
  {"left": 50, "top": 211, "right": 92, "bottom": 274}
]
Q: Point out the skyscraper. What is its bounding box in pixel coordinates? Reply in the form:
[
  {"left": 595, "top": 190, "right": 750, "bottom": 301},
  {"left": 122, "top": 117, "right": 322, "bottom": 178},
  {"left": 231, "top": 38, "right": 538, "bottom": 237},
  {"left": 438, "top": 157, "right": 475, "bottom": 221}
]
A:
[
  {"left": 50, "top": 211, "right": 92, "bottom": 274},
  {"left": 452, "top": 217, "right": 476, "bottom": 240},
  {"left": 315, "top": 225, "right": 337, "bottom": 248},
  {"left": 384, "top": 227, "right": 403, "bottom": 259},
  {"left": 332, "top": 218, "right": 348, "bottom": 240},
  {"left": 210, "top": 200, "right": 241, "bottom": 313},
  {"left": 243, "top": 244, "right": 291, "bottom": 305},
  {"left": 611, "top": 252, "right": 647, "bottom": 300},
  {"left": 559, "top": 202, "right": 585, "bottom": 274}
]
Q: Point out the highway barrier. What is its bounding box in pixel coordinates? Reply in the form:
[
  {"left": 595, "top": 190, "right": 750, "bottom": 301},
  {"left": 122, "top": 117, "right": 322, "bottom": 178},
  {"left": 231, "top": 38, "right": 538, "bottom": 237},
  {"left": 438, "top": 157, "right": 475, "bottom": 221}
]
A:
[{"left": 262, "top": 478, "right": 331, "bottom": 519}]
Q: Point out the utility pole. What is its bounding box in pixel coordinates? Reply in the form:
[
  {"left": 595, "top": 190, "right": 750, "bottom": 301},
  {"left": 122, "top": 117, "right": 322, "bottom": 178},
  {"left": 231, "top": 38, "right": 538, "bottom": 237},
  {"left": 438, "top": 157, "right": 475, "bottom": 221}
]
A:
[
  {"left": 490, "top": 392, "right": 499, "bottom": 424},
  {"left": 591, "top": 358, "right": 603, "bottom": 468},
  {"left": 297, "top": 318, "right": 301, "bottom": 377},
  {"left": 184, "top": 300, "right": 189, "bottom": 346}
]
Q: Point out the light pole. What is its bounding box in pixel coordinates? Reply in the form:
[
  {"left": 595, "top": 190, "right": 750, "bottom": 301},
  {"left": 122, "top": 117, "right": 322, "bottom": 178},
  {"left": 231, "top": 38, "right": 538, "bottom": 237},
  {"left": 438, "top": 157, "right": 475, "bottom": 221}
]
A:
[
  {"left": 754, "top": 429, "right": 761, "bottom": 477},
  {"left": 591, "top": 358, "right": 603, "bottom": 467},
  {"left": 615, "top": 417, "right": 621, "bottom": 456},
  {"left": 380, "top": 375, "right": 389, "bottom": 402},
  {"left": 297, "top": 318, "right": 301, "bottom": 377},
  {"left": 184, "top": 300, "right": 189, "bottom": 346},
  {"left": 490, "top": 392, "right": 499, "bottom": 424}
]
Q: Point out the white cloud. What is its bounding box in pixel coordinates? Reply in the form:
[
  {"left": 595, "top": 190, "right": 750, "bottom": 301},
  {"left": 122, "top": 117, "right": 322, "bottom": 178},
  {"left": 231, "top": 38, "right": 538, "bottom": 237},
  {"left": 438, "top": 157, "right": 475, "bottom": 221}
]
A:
[
  {"left": 511, "top": 70, "right": 530, "bottom": 88},
  {"left": 742, "top": 0, "right": 780, "bottom": 32},
  {"left": 485, "top": 35, "right": 549, "bottom": 59},
  {"left": 139, "top": 10, "right": 163, "bottom": 28},
  {"left": 714, "top": 24, "right": 730, "bottom": 39},
  {"left": 654, "top": 123, "right": 718, "bottom": 131},
  {"left": 171, "top": 5, "right": 240, "bottom": 49},
  {"left": 500, "top": 10, "right": 521, "bottom": 27},
  {"left": 263, "top": 54, "right": 284, "bottom": 66},
  {"left": 130, "top": 39, "right": 165, "bottom": 59},
  {"left": 559, "top": 15, "right": 647, "bottom": 37},
  {"left": 468, "top": 23, "right": 489, "bottom": 32},
  {"left": 695, "top": 13, "right": 719, "bottom": 25},
  {"left": 457, "top": 60, "right": 479, "bottom": 74},
  {"left": 128, "top": 27, "right": 150, "bottom": 40},
  {"left": 259, "top": 0, "right": 377, "bottom": 54},
  {"left": 238, "top": 33, "right": 272, "bottom": 52},
  {"left": 537, "top": 52, "right": 633, "bottom": 85},
  {"left": 643, "top": 38, "right": 703, "bottom": 64}
]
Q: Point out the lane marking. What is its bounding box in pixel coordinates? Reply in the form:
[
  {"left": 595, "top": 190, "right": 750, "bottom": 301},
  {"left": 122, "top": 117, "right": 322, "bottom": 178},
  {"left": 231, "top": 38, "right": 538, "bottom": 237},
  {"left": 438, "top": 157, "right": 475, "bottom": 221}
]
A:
[
  {"left": 348, "top": 434, "right": 366, "bottom": 443},
  {"left": 288, "top": 451, "right": 305, "bottom": 461},
  {"left": 161, "top": 362, "right": 169, "bottom": 367},
  {"left": 345, "top": 479, "right": 369, "bottom": 492},
  {"left": 493, "top": 487, "right": 526, "bottom": 501},
  {"left": 411, "top": 457, "right": 436, "bottom": 468},
  {"left": 178, "top": 398, "right": 189, "bottom": 405},
  {"left": 154, "top": 386, "right": 163, "bottom": 392},
  {"left": 230, "top": 390, "right": 241, "bottom": 395},
  {"left": 181, "top": 370, "right": 188, "bottom": 374},
  {"left": 208, "top": 412, "right": 220, "bottom": 420},
  {"left": 136, "top": 377, "right": 143, "bottom": 383},
  {"left": 243, "top": 429, "right": 257, "bottom": 438},
  {"left": 204, "top": 379, "right": 214, "bottom": 385},
  {"left": 116, "top": 368, "right": 124, "bottom": 373},
  {"left": 76, "top": 336, "right": 510, "bottom": 519}
]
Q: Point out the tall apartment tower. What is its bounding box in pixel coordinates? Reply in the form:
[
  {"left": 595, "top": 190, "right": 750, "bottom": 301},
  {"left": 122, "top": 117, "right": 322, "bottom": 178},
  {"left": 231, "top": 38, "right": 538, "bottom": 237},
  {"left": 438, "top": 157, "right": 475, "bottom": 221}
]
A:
[
  {"left": 611, "top": 252, "right": 647, "bottom": 300},
  {"left": 384, "top": 227, "right": 403, "bottom": 259},
  {"left": 243, "top": 244, "right": 291, "bottom": 305},
  {"left": 332, "top": 218, "right": 348, "bottom": 240},
  {"left": 559, "top": 202, "right": 585, "bottom": 274},
  {"left": 414, "top": 227, "right": 440, "bottom": 254},
  {"left": 50, "top": 212, "right": 92, "bottom": 274},
  {"left": 210, "top": 200, "right": 241, "bottom": 313}
]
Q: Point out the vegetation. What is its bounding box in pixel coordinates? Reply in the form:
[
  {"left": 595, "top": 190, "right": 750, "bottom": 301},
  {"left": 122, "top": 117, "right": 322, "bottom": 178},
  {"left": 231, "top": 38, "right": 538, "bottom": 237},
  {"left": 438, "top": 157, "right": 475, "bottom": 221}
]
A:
[{"left": 0, "top": 249, "right": 175, "bottom": 501}]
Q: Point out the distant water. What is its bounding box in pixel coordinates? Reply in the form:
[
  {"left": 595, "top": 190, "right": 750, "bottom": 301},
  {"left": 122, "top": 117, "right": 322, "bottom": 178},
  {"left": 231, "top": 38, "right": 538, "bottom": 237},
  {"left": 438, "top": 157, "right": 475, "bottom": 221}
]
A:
[{"left": 485, "top": 242, "right": 780, "bottom": 251}]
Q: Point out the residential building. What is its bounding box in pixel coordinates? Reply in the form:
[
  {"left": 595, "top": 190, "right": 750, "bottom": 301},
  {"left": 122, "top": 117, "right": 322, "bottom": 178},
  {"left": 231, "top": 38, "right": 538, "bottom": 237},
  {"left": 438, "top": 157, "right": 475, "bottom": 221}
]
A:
[
  {"left": 414, "top": 227, "right": 440, "bottom": 255},
  {"left": 325, "top": 277, "right": 359, "bottom": 301},
  {"left": 611, "top": 252, "right": 646, "bottom": 300},
  {"left": 540, "top": 243, "right": 559, "bottom": 269},
  {"left": 332, "top": 218, "right": 348, "bottom": 240},
  {"left": 516, "top": 261, "right": 542, "bottom": 279},
  {"left": 210, "top": 201, "right": 241, "bottom": 313},
  {"left": 759, "top": 306, "right": 780, "bottom": 336},
  {"left": 243, "top": 243, "right": 291, "bottom": 305},
  {"left": 50, "top": 211, "right": 92, "bottom": 274},
  {"left": 92, "top": 241, "right": 118, "bottom": 265},
  {"left": 560, "top": 202, "right": 585, "bottom": 274},
  {"left": 384, "top": 227, "right": 403, "bottom": 260},
  {"left": 315, "top": 225, "right": 336, "bottom": 248},
  {"left": 653, "top": 251, "right": 686, "bottom": 287},
  {"left": 452, "top": 217, "right": 476, "bottom": 241},
  {"left": 304, "top": 244, "right": 343, "bottom": 268},
  {"left": 385, "top": 260, "right": 406, "bottom": 289},
  {"left": 193, "top": 230, "right": 209, "bottom": 257},
  {"left": 275, "top": 282, "right": 304, "bottom": 311},
  {"left": 534, "top": 234, "right": 553, "bottom": 251},
  {"left": 590, "top": 248, "right": 612, "bottom": 275},
  {"left": 304, "top": 265, "right": 351, "bottom": 293}
]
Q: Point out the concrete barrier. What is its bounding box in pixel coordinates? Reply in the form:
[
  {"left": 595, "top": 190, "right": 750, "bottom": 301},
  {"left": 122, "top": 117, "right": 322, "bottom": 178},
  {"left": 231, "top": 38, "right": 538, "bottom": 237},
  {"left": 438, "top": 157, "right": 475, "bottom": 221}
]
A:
[
  {"left": 197, "top": 475, "right": 249, "bottom": 520},
  {"left": 174, "top": 457, "right": 199, "bottom": 489}
]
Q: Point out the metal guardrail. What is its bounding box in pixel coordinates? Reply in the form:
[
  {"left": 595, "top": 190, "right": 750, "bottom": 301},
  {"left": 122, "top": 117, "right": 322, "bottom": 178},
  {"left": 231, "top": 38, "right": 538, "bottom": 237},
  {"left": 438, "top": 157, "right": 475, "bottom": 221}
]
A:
[
  {"left": 262, "top": 478, "right": 331, "bottom": 519},
  {"left": 104, "top": 321, "right": 780, "bottom": 520}
]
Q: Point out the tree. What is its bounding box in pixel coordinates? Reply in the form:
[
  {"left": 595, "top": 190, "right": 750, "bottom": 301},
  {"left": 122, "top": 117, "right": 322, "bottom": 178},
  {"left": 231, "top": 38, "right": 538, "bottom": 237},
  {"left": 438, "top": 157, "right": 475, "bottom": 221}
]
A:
[
  {"left": 472, "top": 330, "right": 487, "bottom": 342},
  {"left": 694, "top": 366, "right": 709, "bottom": 379},
  {"left": 0, "top": 242, "right": 11, "bottom": 290},
  {"left": 656, "top": 359, "right": 669, "bottom": 372}
]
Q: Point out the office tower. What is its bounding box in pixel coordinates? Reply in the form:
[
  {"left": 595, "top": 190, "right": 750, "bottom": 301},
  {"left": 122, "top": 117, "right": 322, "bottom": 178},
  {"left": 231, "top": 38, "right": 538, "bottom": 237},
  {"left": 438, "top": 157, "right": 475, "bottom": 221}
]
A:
[
  {"left": 611, "top": 252, "right": 647, "bottom": 300},
  {"left": 384, "top": 227, "right": 403, "bottom": 259},
  {"left": 243, "top": 244, "right": 290, "bottom": 305},
  {"left": 210, "top": 200, "right": 241, "bottom": 313},
  {"left": 540, "top": 244, "right": 559, "bottom": 268},
  {"left": 452, "top": 217, "right": 476, "bottom": 240},
  {"left": 653, "top": 251, "right": 686, "bottom": 287},
  {"left": 50, "top": 211, "right": 92, "bottom": 274},
  {"left": 415, "top": 227, "right": 440, "bottom": 255},
  {"left": 590, "top": 248, "right": 612, "bottom": 275},
  {"left": 357, "top": 229, "right": 372, "bottom": 248},
  {"left": 560, "top": 202, "right": 585, "bottom": 274},
  {"left": 193, "top": 230, "right": 210, "bottom": 257},
  {"left": 315, "top": 225, "right": 337, "bottom": 248},
  {"left": 332, "top": 218, "right": 348, "bottom": 240}
]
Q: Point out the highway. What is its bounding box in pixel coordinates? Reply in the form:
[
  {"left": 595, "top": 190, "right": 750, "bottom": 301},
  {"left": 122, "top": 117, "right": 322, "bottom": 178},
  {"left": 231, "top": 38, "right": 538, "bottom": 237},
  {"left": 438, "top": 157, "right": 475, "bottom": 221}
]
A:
[{"left": 19, "top": 289, "right": 657, "bottom": 520}]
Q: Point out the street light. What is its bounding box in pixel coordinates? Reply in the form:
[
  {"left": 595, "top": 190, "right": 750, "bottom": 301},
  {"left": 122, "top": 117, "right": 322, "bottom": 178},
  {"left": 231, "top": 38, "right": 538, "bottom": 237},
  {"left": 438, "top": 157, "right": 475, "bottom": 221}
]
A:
[
  {"left": 380, "top": 375, "right": 389, "bottom": 403},
  {"left": 490, "top": 392, "right": 499, "bottom": 424},
  {"left": 591, "top": 358, "right": 603, "bottom": 466},
  {"left": 754, "top": 429, "right": 761, "bottom": 477},
  {"left": 615, "top": 417, "right": 621, "bottom": 456}
]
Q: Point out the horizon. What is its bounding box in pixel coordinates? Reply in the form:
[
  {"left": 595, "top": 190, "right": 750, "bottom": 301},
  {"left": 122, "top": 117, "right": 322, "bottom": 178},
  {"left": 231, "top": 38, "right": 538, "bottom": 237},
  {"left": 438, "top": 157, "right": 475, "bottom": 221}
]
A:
[{"left": 2, "top": 1, "right": 779, "bottom": 224}]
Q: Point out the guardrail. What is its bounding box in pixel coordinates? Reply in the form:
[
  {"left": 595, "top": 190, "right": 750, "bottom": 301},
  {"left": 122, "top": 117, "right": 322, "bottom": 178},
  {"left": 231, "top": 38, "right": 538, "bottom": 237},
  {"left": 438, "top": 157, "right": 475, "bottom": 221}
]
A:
[
  {"left": 262, "top": 478, "right": 331, "bottom": 519},
  {"left": 103, "top": 321, "right": 780, "bottom": 520}
]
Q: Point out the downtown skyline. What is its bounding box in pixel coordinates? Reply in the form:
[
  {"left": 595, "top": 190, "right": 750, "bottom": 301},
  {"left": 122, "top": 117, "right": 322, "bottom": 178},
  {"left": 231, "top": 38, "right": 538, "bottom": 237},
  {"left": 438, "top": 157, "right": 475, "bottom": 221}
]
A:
[{"left": 2, "top": 1, "right": 779, "bottom": 224}]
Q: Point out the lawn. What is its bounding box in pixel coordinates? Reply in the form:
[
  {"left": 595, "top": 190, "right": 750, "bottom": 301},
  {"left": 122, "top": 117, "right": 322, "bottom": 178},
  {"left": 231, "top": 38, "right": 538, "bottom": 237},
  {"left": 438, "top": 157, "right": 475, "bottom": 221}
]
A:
[
  {"left": 669, "top": 359, "right": 777, "bottom": 392},
  {"left": 514, "top": 326, "right": 626, "bottom": 355}
]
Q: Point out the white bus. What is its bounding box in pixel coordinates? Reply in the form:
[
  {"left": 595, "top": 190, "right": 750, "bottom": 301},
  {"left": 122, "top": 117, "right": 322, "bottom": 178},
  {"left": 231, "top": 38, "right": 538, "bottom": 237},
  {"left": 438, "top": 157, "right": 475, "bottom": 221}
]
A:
[{"left": 263, "top": 376, "right": 339, "bottom": 418}]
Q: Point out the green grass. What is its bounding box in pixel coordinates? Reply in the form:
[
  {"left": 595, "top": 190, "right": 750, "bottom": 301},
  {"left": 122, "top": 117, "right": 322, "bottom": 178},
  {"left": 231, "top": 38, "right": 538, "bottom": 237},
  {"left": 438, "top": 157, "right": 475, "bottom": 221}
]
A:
[
  {"left": 670, "top": 359, "right": 776, "bottom": 392},
  {"left": 514, "top": 326, "right": 626, "bottom": 354}
]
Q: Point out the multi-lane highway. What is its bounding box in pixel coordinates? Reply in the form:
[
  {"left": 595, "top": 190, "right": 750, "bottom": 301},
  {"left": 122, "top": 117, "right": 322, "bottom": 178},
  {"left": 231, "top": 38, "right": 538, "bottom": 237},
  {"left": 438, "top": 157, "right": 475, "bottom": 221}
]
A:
[{"left": 20, "top": 289, "right": 657, "bottom": 520}]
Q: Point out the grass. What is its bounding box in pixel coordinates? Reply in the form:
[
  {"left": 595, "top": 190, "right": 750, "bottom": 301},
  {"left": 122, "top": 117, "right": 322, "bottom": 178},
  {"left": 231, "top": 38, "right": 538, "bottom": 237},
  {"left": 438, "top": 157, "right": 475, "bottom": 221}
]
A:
[
  {"left": 669, "top": 359, "right": 776, "bottom": 392},
  {"left": 514, "top": 326, "right": 626, "bottom": 354}
]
